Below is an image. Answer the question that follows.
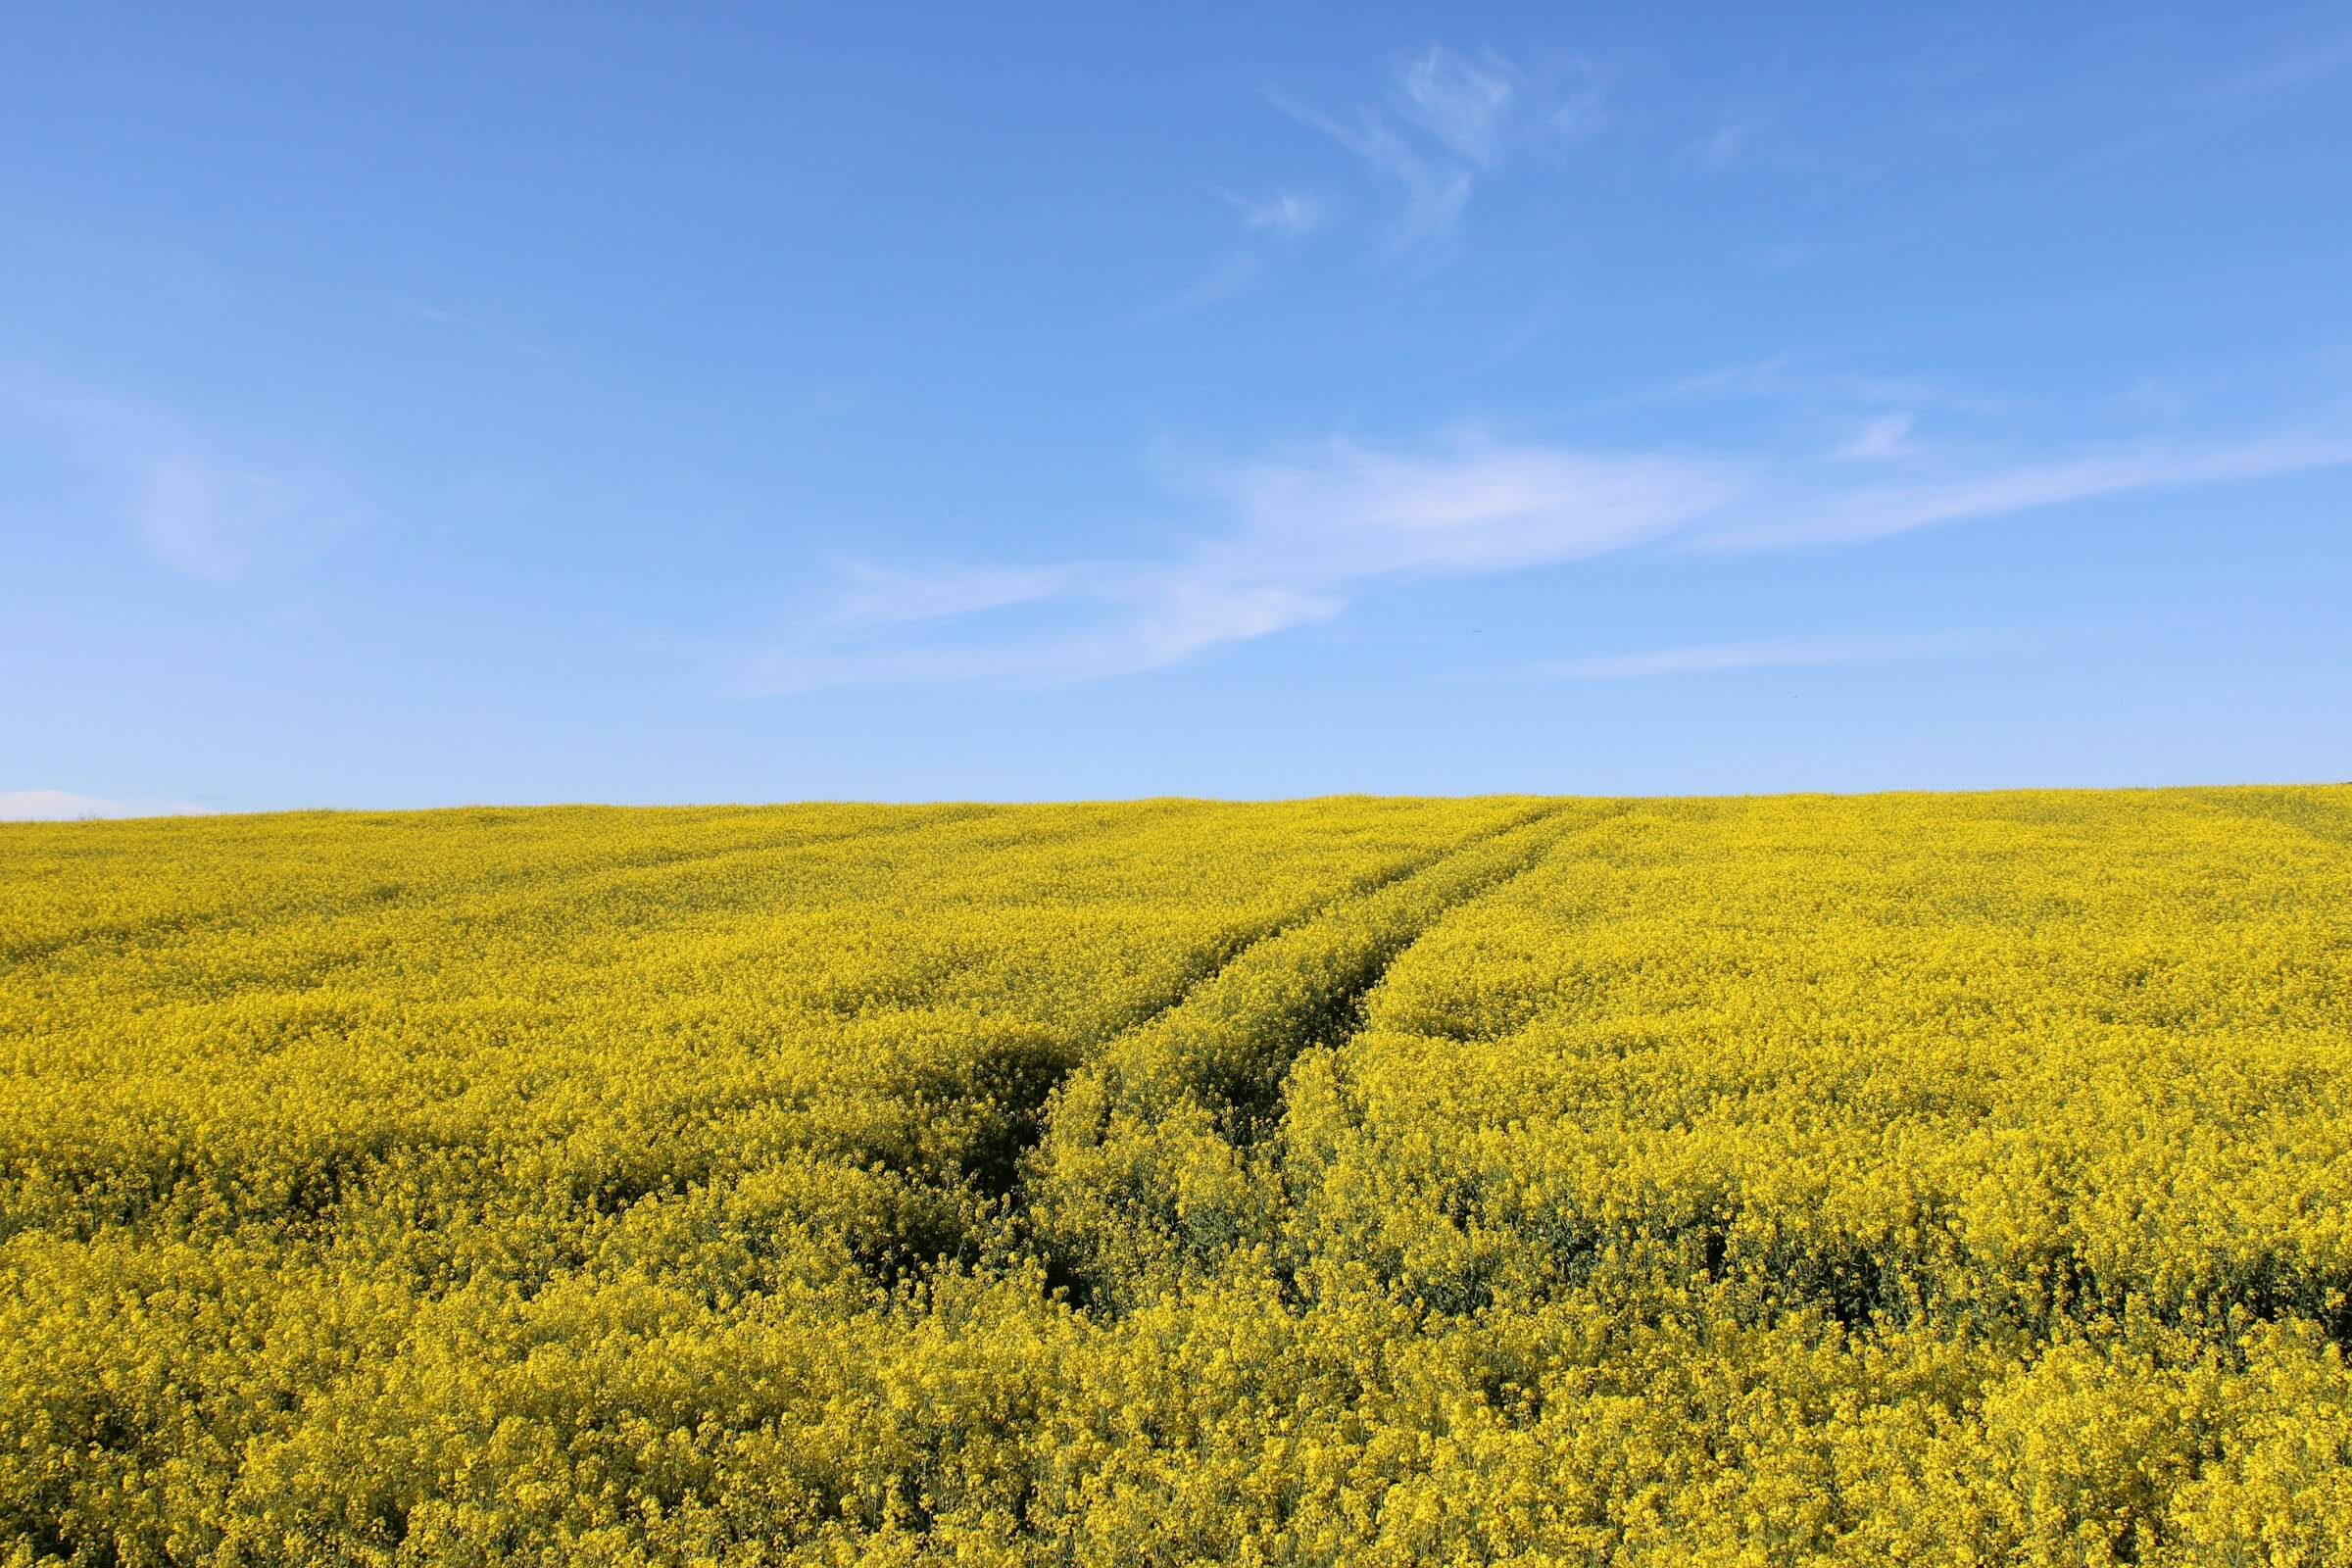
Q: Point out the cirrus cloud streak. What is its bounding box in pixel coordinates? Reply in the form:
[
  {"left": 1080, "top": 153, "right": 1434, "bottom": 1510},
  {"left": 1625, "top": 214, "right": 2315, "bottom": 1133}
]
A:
[{"left": 721, "top": 415, "right": 2352, "bottom": 696}]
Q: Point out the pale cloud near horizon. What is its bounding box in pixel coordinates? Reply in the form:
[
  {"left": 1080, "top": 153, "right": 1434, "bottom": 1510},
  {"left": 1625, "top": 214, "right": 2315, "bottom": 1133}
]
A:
[
  {"left": 737, "top": 581, "right": 1344, "bottom": 694},
  {"left": 1535, "top": 631, "right": 2018, "bottom": 681},
  {"left": 0, "top": 789, "right": 217, "bottom": 822},
  {"left": 726, "top": 416, "right": 2352, "bottom": 696},
  {"left": 1, "top": 373, "right": 364, "bottom": 580},
  {"left": 1698, "top": 426, "right": 2352, "bottom": 552}
]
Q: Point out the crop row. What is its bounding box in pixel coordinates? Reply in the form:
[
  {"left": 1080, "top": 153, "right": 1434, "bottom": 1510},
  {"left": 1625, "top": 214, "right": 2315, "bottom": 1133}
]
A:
[{"left": 2, "top": 788, "right": 2348, "bottom": 1564}]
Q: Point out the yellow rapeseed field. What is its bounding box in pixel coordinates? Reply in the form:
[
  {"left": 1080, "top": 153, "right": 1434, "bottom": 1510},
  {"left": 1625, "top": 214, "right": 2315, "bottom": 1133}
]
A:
[{"left": 2, "top": 788, "right": 2347, "bottom": 1565}]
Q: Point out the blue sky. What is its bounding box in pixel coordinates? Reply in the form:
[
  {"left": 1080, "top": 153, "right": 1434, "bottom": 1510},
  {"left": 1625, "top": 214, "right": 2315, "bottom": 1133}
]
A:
[{"left": 4, "top": 5, "right": 2349, "bottom": 813}]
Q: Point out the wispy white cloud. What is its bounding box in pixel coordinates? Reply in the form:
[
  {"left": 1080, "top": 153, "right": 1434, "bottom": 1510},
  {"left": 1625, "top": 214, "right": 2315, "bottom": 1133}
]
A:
[
  {"left": 1216, "top": 188, "right": 1326, "bottom": 236},
  {"left": 726, "top": 435, "right": 1729, "bottom": 693},
  {"left": 1701, "top": 426, "right": 2352, "bottom": 551},
  {"left": 1631, "top": 354, "right": 1810, "bottom": 406},
  {"left": 730, "top": 578, "right": 1345, "bottom": 694},
  {"left": 1130, "top": 252, "right": 1266, "bottom": 321},
  {"left": 1684, "top": 119, "right": 1760, "bottom": 172},
  {"left": 136, "top": 454, "right": 351, "bottom": 580},
  {"left": 819, "top": 561, "right": 1086, "bottom": 629},
  {"left": 1834, "top": 413, "right": 1919, "bottom": 462},
  {"left": 1487, "top": 303, "right": 1562, "bottom": 365},
  {"left": 2192, "top": 33, "right": 2352, "bottom": 102},
  {"left": 725, "top": 413, "right": 2352, "bottom": 695},
  {"left": 1396, "top": 47, "right": 1519, "bottom": 166},
  {"left": 1676, "top": 101, "right": 1860, "bottom": 182},
  {"left": 0, "top": 789, "right": 217, "bottom": 821},
  {"left": 1535, "top": 631, "right": 2017, "bottom": 680},
  {"left": 1579, "top": 356, "right": 2020, "bottom": 423},
  {"left": 0, "top": 373, "right": 365, "bottom": 580},
  {"left": 1273, "top": 45, "right": 1607, "bottom": 258},
  {"left": 390, "top": 296, "right": 469, "bottom": 325},
  {"left": 1202, "top": 437, "right": 1732, "bottom": 580},
  {"left": 1271, "top": 92, "right": 1471, "bottom": 255},
  {"left": 1146, "top": 190, "right": 1320, "bottom": 320}
]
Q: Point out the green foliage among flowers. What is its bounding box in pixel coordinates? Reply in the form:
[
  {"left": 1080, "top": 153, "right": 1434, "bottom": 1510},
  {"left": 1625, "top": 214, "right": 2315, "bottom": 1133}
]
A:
[{"left": 2, "top": 788, "right": 2348, "bottom": 1564}]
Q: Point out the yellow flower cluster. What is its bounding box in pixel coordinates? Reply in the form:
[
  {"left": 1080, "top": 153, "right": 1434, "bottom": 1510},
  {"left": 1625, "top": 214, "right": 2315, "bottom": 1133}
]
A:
[{"left": 1, "top": 788, "right": 2346, "bottom": 1565}]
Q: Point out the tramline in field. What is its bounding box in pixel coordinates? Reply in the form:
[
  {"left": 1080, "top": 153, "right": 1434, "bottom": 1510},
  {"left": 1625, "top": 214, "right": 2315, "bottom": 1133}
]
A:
[{"left": 2, "top": 788, "right": 2348, "bottom": 1564}]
